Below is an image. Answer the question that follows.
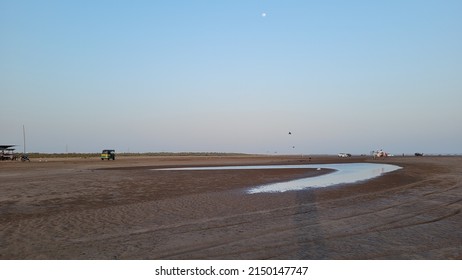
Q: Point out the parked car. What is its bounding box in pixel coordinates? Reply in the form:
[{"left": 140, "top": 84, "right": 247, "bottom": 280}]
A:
[
  {"left": 338, "top": 153, "right": 352, "bottom": 158},
  {"left": 1, "top": 147, "right": 16, "bottom": 161},
  {"left": 101, "top": 149, "right": 116, "bottom": 160}
]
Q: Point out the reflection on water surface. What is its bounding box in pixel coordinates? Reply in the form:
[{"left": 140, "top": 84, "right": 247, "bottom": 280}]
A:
[{"left": 155, "top": 163, "right": 402, "bottom": 193}]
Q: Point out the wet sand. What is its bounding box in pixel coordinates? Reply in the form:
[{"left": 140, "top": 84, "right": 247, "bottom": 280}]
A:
[{"left": 1, "top": 155, "right": 461, "bottom": 259}]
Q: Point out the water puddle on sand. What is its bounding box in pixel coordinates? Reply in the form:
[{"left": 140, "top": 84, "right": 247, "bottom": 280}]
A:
[{"left": 154, "top": 163, "right": 402, "bottom": 193}]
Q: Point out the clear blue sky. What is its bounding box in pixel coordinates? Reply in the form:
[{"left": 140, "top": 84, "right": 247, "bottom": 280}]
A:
[{"left": 1, "top": 0, "right": 461, "bottom": 154}]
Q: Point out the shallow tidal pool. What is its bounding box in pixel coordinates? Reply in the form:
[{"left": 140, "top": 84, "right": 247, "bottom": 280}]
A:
[{"left": 155, "top": 163, "right": 402, "bottom": 193}]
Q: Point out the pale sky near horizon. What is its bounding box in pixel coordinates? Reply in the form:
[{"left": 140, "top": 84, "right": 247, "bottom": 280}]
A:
[{"left": 1, "top": 0, "right": 461, "bottom": 154}]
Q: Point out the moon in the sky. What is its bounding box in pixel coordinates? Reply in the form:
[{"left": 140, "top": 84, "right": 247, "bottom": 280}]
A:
[{"left": 261, "top": 12, "right": 267, "bottom": 17}]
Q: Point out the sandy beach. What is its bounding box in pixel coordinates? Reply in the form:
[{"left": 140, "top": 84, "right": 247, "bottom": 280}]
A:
[{"left": 1, "top": 155, "right": 461, "bottom": 259}]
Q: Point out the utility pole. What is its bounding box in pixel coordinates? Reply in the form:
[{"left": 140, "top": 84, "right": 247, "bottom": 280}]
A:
[{"left": 23, "top": 125, "right": 26, "bottom": 154}]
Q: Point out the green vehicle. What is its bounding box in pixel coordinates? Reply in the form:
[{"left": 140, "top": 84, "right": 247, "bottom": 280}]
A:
[{"left": 100, "top": 149, "right": 116, "bottom": 160}]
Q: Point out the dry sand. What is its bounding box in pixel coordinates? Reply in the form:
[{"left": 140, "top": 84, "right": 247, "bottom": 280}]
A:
[{"left": 1, "top": 155, "right": 461, "bottom": 259}]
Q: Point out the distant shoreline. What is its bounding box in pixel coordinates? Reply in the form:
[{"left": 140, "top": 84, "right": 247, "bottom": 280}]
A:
[{"left": 4, "top": 152, "right": 461, "bottom": 160}]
